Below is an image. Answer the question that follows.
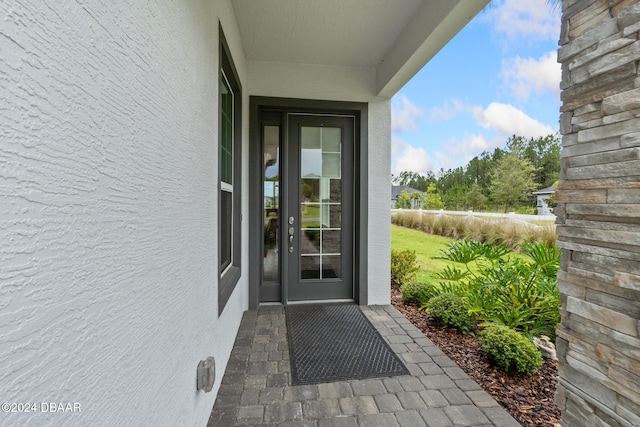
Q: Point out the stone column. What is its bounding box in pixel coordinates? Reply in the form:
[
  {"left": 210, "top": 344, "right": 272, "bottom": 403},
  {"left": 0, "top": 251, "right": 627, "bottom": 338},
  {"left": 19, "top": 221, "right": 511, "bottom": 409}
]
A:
[{"left": 556, "top": 1, "right": 640, "bottom": 426}]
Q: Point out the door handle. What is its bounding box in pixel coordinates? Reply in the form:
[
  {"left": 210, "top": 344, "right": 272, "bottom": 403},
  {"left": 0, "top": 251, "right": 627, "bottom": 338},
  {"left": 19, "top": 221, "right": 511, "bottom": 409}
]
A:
[
  {"left": 288, "top": 218, "right": 295, "bottom": 253},
  {"left": 288, "top": 227, "right": 295, "bottom": 252}
]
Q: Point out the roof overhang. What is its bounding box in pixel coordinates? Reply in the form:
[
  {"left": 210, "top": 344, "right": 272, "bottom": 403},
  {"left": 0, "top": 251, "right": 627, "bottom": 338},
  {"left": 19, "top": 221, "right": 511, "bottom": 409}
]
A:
[{"left": 232, "top": 0, "right": 488, "bottom": 98}]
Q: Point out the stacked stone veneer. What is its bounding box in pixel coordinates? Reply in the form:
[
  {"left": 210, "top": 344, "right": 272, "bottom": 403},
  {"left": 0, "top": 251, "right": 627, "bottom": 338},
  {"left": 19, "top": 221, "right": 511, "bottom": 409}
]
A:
[{"left": 555, "top": 1, "right": 640, "bottom": 426}]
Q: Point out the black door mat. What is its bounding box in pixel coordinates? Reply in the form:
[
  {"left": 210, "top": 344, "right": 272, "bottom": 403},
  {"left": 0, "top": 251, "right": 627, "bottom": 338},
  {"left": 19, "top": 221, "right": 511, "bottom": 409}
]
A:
[{"left": 285, "top": 303, "right": 410, "bottom": 385}]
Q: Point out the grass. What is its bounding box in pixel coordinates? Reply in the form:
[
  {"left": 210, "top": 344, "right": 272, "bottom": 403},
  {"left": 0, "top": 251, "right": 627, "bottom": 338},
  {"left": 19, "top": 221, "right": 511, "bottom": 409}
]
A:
[
  {"left": 391, "top": 224, "right": 527, "bottom": 283},
  {"left": 391, "top": 225, "right": 453, "bottom": 282}
]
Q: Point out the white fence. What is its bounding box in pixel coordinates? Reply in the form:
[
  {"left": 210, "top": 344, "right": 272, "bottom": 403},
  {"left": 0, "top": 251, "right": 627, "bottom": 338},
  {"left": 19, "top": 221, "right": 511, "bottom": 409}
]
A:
[{"left": 391, "top": 209, "right": 556, "bottom": 224}]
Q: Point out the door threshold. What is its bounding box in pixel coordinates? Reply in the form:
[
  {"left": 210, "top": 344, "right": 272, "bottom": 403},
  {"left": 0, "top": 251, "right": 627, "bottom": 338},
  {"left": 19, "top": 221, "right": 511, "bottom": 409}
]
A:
[{"left": 286, "top": 299, "right": 355, "bottom": 305}]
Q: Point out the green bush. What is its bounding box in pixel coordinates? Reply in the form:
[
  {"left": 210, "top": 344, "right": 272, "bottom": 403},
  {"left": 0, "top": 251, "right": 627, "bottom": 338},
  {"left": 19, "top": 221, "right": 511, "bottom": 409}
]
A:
[
  {"left": 434, "top": 240, "right": 561, "bottom": 339},
  {"left": 515, "top": 205, "right": 536, "bottom": 215},
  {"left": 391, "top": 249, "right": 419, "bottom": 285},
  {"left": 479, "top": 324, "right": 543, "bottom": 376},
  {"left": 401, "top": 281, "right": 438, "bottom": 304},
  {"left": 422, "top": 293, "right": 475, "bottom": 334}
]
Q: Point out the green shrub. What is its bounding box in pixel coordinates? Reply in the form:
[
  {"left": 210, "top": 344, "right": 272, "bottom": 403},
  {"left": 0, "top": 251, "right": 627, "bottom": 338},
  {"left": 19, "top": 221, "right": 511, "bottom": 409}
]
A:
[
  {"left": 422, "top": 293, "right": 475, "bottom": 334},
  {"left": 395, "top": 189, "right": 412, "bottom": 209},
  {"left": 401, "top": 281, "right": 439, "bottom": 304},
  {"left": 433, "top": 239, "right": 561, "bottom": 339},
  {"left": 515, "top": 205, "right": 536, "bottom": 215},
  {"left": 390, "top": 249, "right": 419, "bottom": 285},
  {"left": 479, "top": 324, "right": 543, "bottom": 375}
]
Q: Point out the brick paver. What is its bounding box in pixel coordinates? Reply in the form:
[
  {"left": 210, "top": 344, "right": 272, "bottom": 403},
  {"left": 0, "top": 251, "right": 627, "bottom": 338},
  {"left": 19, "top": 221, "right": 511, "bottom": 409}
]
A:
[{"left": 208, "top": 305, "right": 520, "bottom": 426}]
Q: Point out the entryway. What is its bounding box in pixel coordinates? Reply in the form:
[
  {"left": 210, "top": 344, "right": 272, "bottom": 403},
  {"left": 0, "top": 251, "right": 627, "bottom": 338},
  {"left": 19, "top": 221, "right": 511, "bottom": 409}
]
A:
[
  {"left": 251, "top": 100, "right": 360, "bottom": 305},
  {"left": 208, "top": 305, "right": 521, "bottom": 426}
]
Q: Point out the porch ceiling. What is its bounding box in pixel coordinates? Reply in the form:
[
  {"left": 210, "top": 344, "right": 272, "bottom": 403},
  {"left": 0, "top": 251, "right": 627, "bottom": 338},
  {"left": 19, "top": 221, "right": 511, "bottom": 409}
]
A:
[{"left": 232, "top": 0, "right": 488, "bottom": 97}]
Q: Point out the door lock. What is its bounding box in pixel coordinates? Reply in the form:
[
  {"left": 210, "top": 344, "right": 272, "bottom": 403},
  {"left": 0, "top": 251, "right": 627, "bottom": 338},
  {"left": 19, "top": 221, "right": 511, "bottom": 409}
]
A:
[{"left": 288, "top": 218, "right": 295, "bottom": 252}]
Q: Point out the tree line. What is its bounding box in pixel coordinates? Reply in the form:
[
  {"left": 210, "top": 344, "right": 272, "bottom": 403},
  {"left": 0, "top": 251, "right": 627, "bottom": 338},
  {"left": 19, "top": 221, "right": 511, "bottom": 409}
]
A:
[{"left": 392, "top": 134, "right": 560, "bottom": 213}]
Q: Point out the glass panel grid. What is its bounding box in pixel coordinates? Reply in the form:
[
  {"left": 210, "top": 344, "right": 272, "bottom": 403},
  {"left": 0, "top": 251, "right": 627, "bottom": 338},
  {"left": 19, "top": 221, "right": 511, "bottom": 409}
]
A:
[{"left": 300, "top": 126, "right": 342, "bottom": 280}]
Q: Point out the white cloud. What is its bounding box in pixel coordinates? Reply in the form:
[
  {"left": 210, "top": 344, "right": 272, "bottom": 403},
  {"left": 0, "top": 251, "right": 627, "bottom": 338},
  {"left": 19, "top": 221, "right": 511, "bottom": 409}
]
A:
[
  {"left": 430, "top": 99, "right": 469, "bottom": 122},
  {"left": 426, "top": 103, "right": 557, "bottom": 171},
  {"left": 501, "top": 51, "right": 561, "bottom": 101},
  {"left": 472, "top": 102, "right": 555, "bottom": 138},
  {"left": 434, "top": 134, "right": 502, "bottom": 171},
  {"left": 488, "top": 0, "right": 560, "bottom": 44},
  {"left": 391, "top": 136, "right": 434, "bottom": 175},
  {"left": 391, "top": 94, "right": 423, "bottom": 133}
]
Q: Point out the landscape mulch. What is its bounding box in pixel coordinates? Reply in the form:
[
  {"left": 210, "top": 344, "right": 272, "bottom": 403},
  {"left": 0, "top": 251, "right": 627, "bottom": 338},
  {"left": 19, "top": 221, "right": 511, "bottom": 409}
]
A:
[{"left": 391, "top": 283, "right": 561, "bottom": 427}]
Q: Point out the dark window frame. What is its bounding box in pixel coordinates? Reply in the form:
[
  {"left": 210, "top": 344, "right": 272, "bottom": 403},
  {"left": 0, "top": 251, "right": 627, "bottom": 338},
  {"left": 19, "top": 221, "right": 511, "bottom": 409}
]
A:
[{"left": 218, "top": 25, "right": 242, "bottom": 315}]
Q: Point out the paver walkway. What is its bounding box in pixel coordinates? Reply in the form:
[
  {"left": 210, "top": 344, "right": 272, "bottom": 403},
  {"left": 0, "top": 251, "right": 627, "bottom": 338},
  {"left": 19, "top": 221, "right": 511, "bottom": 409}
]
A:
[{"left": 208, "top": 305, "right": 521, "bottom": 426}]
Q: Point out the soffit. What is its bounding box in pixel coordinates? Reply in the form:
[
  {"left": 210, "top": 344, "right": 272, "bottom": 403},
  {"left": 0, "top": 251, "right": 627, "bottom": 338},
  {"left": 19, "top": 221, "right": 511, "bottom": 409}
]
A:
[
  {"left": 232, "top": 0, "right": 488, "bottom": 97},
  {"left": 232, "top": 0, "right": 423, "bottom": 68}
]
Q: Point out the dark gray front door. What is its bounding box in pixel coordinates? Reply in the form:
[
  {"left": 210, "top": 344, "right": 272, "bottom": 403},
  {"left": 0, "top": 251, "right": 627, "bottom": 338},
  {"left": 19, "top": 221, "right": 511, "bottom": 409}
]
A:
[{"left": 286, "top": 114, "right": 354, "bottom": 301}]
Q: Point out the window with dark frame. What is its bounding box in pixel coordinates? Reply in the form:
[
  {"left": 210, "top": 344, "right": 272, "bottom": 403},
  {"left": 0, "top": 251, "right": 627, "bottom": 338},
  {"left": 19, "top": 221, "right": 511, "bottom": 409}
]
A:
[
  {"left": 220, "top": 70, "right": 233, "bottom": 273},
  {"left": 218, "top": 26, "right": 242, "bottom": 315}
]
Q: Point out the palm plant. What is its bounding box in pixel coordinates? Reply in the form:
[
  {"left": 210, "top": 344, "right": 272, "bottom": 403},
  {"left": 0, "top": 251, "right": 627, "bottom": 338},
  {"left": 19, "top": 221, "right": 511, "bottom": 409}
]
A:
[{"left": 430, "top": 239, "right": 561, "bottom": 338}]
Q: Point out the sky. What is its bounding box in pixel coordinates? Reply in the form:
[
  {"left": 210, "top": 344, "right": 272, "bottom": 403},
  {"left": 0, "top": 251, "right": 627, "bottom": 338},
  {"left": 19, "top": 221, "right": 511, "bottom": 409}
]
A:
[{"left": 391, "top": 0, "right": 562, "bottom": 176}]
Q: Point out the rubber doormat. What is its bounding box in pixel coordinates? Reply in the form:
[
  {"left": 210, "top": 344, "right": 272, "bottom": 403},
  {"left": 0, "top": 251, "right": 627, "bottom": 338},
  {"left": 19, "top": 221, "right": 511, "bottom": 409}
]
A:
[{"left": 285, "top": 303, "right": 409, "bottom": 385}]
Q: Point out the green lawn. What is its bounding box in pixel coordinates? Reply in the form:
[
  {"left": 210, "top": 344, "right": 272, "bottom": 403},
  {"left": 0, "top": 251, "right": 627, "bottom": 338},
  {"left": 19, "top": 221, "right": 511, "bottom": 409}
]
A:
[
  {"left": 390, "top": 224, "right": 453, "bottom": 282},
  {"left": 391, "top": 224, "right": 528, "bottom": 283}
]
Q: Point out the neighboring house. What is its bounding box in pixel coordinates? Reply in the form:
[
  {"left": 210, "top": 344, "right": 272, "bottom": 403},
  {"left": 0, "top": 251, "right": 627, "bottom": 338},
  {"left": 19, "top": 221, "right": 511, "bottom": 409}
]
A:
[
  {"left": 532, "top": 185, "right": 556, "bottom": 216},
  {"left": 0, "top": 1, "right": 488, "bottom": 426},
  {"left": 391, "top": 185, "right": 425, "bottom": 209}
]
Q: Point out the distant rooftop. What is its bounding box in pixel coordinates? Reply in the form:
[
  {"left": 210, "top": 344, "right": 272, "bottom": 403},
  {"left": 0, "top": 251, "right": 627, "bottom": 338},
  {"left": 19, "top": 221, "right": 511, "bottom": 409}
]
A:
[
  {"left": 532, "top": 185, "right": 557, "bottom": 195},
  {"left": 391, "top": 185, "right": 424, "bottom": 200}
]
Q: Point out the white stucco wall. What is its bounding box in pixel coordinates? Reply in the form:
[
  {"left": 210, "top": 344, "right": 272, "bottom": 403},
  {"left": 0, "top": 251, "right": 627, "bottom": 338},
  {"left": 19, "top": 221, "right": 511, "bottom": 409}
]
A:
[
  {"left": 248, "top": 61, "right": 377, "bottom": 102},
  {"left": 366, "top": 100, "right": 392, "bottom": 305},
  {"left": 1, "top": 1, "right": 247, "bottom": 426}
]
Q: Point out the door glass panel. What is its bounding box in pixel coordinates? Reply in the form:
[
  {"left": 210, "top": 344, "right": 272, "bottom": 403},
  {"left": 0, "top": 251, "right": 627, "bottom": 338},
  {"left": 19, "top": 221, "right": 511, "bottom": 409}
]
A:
[
  {"left": 301, "top": 179, "right": 320, "bottom": 204},
  {"left": 301, "top": 127, "right": 321, "bottom": 149},
  {"left": 322, "top": 255, "right": 341, "bottom": 279},
  {"left": 329, "top": 205, "right": 341, "bottom": 228},
  {"left": 300, "top": 256, "right": 321, "bottom": 279},
  {"left": 321, "top": 230, "right": 341, "bottom": 254},
  {"left": 263, "top": 125, "right": 280, "bottom": 283},
  {"left": 322, "top": 154, "right": 341, "bottom": 177},
  {"left": 301, "top": 202, "right": 320, "bottom": 228},
  {"left": 300, "top": 229, "right": 320, "bottom": 254},
  {"left": 322, "top": 128, "right": 341, "bottom": 152},
  {"left": 329, "top": 179, "right": 341, "bottom": 203},
  {"left": 300, "top": 126, "right": 342, "bottom": 280}
]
